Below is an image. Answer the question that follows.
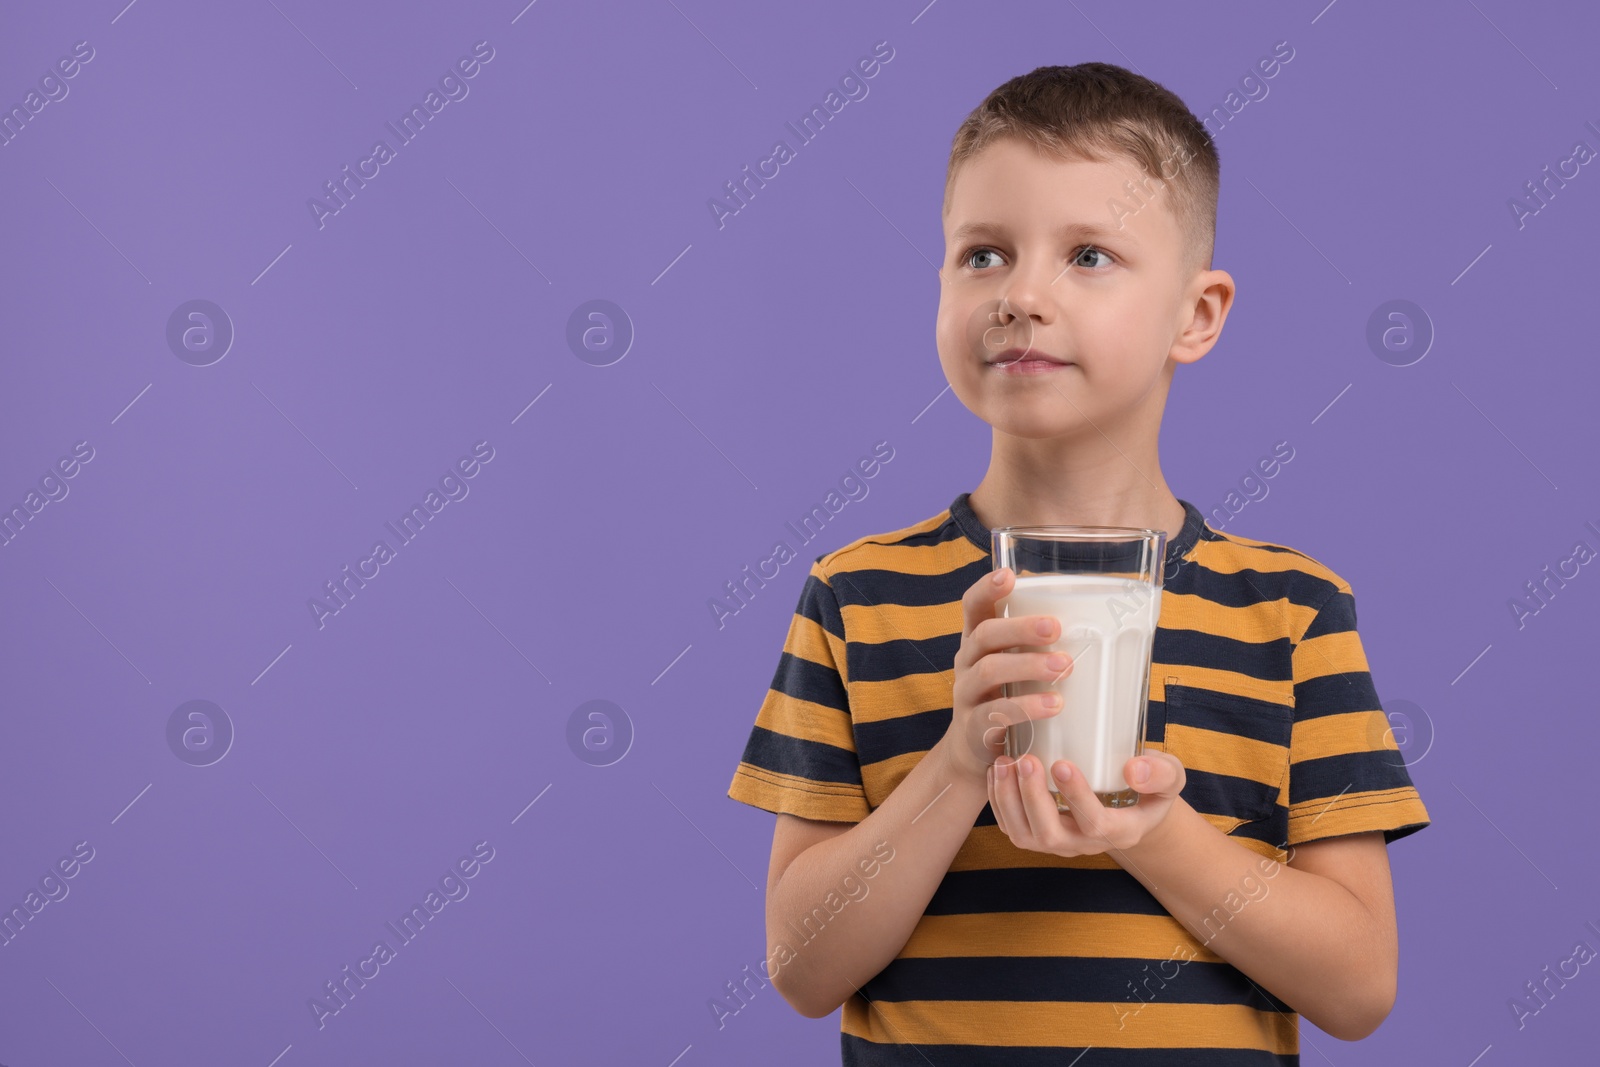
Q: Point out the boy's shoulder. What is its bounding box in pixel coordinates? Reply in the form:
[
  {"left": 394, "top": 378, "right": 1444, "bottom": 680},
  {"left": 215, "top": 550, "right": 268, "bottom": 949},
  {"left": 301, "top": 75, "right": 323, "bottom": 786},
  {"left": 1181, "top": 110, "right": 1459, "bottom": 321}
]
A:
[
  {"left": 811, "top": 497, "right": 978, "bottom": 580},
  {"left": 1195, "top": 520, "right": 1355, "bottom": 599}
]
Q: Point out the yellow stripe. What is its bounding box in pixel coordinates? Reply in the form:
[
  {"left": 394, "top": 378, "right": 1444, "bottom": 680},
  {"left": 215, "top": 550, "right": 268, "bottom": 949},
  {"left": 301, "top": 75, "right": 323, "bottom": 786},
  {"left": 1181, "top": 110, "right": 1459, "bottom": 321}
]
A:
[
  {"left": 850, "top": 661, "right": 1295, "bottom": 731},
  {"left": 1293, "top": 628, "right": 1369, "bottom": 682},
  {"left": 838, "top": 592, "right": 1318, "bottom": 657},
  {"left": 827, "top": 531, "right": 983, "bottom": 578},
  {"left": 840, "top": 599, "right": 961, "bottom": 646},
  {"left": 1287, "top": 786, "right": 1428, "bottom": 845},
  {"left": 1209, "top": 529, "right": 1315, "bottom": 553},
  {"left": 1159, "top": 665, "right": 1292, "bottom": 707},
  {"left": 1165, "top": 721, "right": 1288, "bottom": 788},
  {"left": 834, "top": 575, "right": 1323, "bottom": 650},
  {"left": 728, "top": 765, "right": 867, "bottom": 822},
  {"left": 732, "top": 762, "right": 862, "bottom": 798},
  {"left": 1198, "top": 536, "right": 1340, "bottom": 585},
  {"left": 1162, "top": 590, "right": 1317, "bottom": 646},
  {"left": 1291, "top": 709, "right": 1394, "bottom": 762},
  {"left": 821, "top": 513, "right": 960, "bottom": 568},
  {"left": 899, "top": 911, "right": 1228, "bottom": 964},
  {"left": 949, "top": 827, "right": 1125, "bottom": 871},
  {"left": 942, "top": 819, "right": 1283, "bottom": 873},
  {"left": 843, "top": 997, "right": 1297, "bottom": 1052},
  {"left": 754, "top": 690, "right": 856, "bottom": 752},
  {"left": 860, "top": 749, "right": 925, "bottom": 802},
  {"left": 783, "top": 611, "right": 844, "bottom": 675},
  {"left": 853, "top": 670, "right": 952, "bottom": 724}
]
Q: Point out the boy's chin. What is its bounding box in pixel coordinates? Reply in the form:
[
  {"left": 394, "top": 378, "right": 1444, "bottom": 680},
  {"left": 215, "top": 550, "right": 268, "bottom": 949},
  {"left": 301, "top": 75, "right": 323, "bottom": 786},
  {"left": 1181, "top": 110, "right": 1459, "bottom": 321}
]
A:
[{"left": 986, "top": 410, "right": 1101, "bottom": 441}]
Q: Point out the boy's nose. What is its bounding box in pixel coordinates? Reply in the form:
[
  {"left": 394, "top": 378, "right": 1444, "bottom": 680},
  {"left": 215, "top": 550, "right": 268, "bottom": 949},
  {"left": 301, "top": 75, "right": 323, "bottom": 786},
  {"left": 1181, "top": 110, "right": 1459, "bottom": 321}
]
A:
[{"left": 967, "top": 299, "right": 1041, "bottom": 361}]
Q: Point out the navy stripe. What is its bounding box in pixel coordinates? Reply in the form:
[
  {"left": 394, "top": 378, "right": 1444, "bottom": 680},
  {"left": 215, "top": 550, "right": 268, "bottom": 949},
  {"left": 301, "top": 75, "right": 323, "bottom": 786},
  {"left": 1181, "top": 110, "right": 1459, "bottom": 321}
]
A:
[
  {"left": 1301, "top": 587, "right": 1357, "bottom": 639},
  {"left": 855, "top": 706, "right": 948, "bottom": 765},
  {"left": 857, "top": 722, "right": 1285, "bottom": 829},
  {"left": 1156, "top": 629, "right": 1294, "bottom": 681},
  {"left": 1378, "top": 821, "right": 1430, "bottom": 845},
  {"left": 1288, "top": 749, "right": 1412, "bottom": 808},
  {"left": 1180, "top": 767, "right": 1283, "bottom": 827},
  {"left": 925, "top": 866, "right": 1167, "bottom": 917},
  {"left": 1292, "top": 671, "right": 1378, "bottom": 719},
  {"left": 867, "top": 518, "right": 969, "bottom": 551},
  {"left": 1201, "top": 531, "right": 1306, "bottom": 558},
  {"left": 843, "top": 1035, "right": 1297, "bottom": 1067},
  {"left": 1166, "top": 686, "right": 1293, "bottom": 746},
  {"left": 797, "top": 571, "right": 846, "bottom": 640},
  {"left": 771, "top": 649, "right": 849, "bottom": 713},
  {"left": 1145, "top": 698, "right": 1170, "bottom": 744},
  {"left": 847, "top": 635, "right": 958, "bottom": 683},
  {"left": 861, "top": 955, "right": 1292, "bottom": 1009},
  {"left": 1180, "top": 562, "right": 1336, "bottom": 612},
  {"left": 1232, "top": 810, "right": 1291, "bottom": 847},
  {"left": 841, "top": 625, "right": 1295, "bottom": 688},
  {"left": 738, "top": 725, "right": 861, "bottom": 786},
  {"left": 839, "top": 629, "right": 1299, "bottom": 687},
  {"left": 831, "top": 565, "right": 980, "bottom": 608}
]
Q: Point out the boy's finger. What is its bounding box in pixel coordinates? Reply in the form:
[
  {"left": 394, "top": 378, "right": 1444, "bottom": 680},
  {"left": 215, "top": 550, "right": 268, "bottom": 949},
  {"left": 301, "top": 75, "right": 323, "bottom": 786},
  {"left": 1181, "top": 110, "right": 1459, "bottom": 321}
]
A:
[
  {"left": 991, "top": 757, "right": 1027, "bottom": 841},
  {"left": 960, "top": 565, "right": 1011, "bottom": 644},
  {"left": 1052, "top": 760, "right": 1111, "bottom": 843},
  {"left": 1016, "top": 755, "right": 1068, "bottom": 848},
  {"left": 1127, "top": 751, "right": 1185, "bottom": 800},
  {"left": 986, "top": 765, "right": 1010, "bottom": 837}
]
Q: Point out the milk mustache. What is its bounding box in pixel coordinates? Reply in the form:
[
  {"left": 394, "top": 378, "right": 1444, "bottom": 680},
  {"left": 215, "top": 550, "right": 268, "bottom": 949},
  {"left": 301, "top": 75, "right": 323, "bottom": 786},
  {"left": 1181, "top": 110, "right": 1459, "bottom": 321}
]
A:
[{"left": 1000, "top": 573, "right": 1162, "bottom": 797}]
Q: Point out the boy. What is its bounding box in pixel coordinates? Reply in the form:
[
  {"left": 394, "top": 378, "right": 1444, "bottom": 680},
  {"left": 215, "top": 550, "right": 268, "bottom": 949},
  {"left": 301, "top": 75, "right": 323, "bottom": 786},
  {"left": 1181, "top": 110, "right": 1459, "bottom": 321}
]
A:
[{"left": 726, "top": 62, "right": 1429, "bottom": 1063}]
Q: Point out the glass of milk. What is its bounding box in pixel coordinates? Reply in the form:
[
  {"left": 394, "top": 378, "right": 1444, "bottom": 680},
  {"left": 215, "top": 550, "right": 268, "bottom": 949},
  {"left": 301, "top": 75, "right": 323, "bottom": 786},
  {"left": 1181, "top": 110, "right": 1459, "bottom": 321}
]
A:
[{"left": 992, "top": 523, "right": 1167, "bottom": 811}]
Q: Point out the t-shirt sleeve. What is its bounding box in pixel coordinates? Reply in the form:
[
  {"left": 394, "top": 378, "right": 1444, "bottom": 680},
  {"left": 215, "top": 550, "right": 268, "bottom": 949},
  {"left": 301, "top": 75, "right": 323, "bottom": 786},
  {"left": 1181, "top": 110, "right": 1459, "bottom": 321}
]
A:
[
  {"left": 727, "top": 560, "right": 870, "bottom": 823},
  {"left": 1286, "top": 580, "right": 1431, "bottom": 847}
]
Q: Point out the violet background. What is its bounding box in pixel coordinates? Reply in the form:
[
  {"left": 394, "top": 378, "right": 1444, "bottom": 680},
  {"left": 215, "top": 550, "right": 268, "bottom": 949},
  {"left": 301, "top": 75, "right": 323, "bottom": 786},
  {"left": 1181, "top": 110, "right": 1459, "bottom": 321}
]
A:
[{"left": 1, "top": 1, "right": 1595, "bottom": 1064}]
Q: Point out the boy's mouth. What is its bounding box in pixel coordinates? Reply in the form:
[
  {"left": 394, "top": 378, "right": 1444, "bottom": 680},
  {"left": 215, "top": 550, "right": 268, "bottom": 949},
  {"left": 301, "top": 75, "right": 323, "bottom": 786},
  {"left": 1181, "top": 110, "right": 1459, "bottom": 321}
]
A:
[
  {"left": 988, "top": 347, "right": 1072, "bottom": 371},
  {"left": 989, "top": 358, "right": 1071, "bottom": 375}
]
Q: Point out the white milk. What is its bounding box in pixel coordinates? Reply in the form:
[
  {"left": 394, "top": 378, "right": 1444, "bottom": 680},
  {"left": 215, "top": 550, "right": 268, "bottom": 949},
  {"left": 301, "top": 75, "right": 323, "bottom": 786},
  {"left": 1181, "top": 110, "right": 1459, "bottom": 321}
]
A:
[{"left": 999, "top": 573, "right": 1162, "bottom": 797}]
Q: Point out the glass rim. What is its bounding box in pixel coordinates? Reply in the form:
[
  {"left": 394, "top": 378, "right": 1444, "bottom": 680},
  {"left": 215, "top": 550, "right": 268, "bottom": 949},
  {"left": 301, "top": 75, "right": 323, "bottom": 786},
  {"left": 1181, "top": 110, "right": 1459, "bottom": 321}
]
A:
[{"left": 992, "top": 524, "right": 1166, "bottom": 540}]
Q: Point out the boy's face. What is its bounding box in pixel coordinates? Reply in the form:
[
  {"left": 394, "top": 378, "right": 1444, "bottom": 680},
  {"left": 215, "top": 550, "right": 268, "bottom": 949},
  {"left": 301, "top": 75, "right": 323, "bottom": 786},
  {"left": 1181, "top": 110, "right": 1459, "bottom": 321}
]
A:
[{"left": 937, "top": 137, "right": 1230, "bottom": 443}]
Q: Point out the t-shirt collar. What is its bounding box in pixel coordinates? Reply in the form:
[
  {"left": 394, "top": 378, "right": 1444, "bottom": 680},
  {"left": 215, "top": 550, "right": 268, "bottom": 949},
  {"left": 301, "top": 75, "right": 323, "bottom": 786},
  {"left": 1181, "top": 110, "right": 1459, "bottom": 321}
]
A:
[{"left": 949, "top": 491, "right": 1206, "bottom": 572}]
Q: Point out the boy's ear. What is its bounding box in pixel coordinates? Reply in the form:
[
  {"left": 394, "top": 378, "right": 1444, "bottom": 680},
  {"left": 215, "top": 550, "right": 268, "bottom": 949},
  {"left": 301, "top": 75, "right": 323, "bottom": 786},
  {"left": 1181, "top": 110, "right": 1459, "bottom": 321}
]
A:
[{"left": 1169, "top": 269, "right": 1235, "bottom": 366}]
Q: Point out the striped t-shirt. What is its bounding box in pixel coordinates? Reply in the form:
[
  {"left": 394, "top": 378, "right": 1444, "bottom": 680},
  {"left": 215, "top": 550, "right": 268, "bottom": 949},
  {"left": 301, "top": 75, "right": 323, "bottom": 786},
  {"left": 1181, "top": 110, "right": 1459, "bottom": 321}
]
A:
[{"left": 727, "top": 491, "right": 1430, "bottom": 1065}]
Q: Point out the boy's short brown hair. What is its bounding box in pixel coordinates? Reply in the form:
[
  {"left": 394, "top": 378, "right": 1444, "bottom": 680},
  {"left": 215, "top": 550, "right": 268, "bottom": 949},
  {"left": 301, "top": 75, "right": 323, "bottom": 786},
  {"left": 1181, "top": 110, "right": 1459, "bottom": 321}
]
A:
[{"left": 944, "top": 62, "right": 1220, "bottom": 274}]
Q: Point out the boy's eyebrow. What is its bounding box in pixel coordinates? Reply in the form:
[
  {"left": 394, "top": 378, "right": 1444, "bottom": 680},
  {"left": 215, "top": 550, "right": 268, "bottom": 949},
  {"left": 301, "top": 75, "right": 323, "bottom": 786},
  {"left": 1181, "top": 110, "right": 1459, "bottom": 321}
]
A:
[{"left": 949, "top": 220, "right": 1140, "bottom": 246}]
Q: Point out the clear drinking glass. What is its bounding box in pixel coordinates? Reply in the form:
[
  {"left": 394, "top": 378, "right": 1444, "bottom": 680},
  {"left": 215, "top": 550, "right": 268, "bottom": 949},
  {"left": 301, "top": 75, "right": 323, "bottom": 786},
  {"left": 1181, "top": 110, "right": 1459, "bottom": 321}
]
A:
[{"left": 992, "top": 524, "right": 1167, "bottom": 811}]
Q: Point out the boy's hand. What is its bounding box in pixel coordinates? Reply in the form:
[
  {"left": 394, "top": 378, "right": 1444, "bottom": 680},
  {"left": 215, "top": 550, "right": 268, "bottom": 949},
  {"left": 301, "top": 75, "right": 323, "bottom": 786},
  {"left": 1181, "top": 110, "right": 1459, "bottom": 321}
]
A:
[
  {"left": 987, "top": 749, "right": 1187, "bottom": 857},
  {"left": 937, "top": 566, "right": 1072, "bottom": 782}
]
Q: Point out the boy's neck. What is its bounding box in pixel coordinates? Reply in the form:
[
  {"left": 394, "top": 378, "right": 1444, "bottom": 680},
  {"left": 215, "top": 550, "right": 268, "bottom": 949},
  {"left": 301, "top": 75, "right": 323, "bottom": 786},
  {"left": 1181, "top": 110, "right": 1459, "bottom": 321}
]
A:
[{"left": 966, "top": 439, "right": 1188, "bottom": 542}]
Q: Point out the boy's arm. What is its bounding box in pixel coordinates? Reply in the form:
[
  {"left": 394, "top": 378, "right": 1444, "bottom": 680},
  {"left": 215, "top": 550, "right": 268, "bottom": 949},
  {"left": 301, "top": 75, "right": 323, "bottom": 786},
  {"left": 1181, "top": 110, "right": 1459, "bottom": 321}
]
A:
[
  {"left": 757, "top": 564, "right": 1070, "bottom": 1018},
  {"left": 1112, "top": 801, "right": 1398, "bottom": 1041},
  {"left": 764, "top": 735, "right": 988, "bottom": 1018},
  {"left": 1026, "top": 575, "right": 1422, "bottom": 1041}
]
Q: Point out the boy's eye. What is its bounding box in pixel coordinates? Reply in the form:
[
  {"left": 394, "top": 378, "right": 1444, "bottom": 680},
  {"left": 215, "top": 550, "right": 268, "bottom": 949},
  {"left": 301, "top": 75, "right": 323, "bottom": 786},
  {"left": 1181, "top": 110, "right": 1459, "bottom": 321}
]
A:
[
  {"left": 1073, "top": 245, "right": 1113, "bottom": 269},
  {"left": 961, "top": 245, "right": 1114, "bottom": 271}
]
